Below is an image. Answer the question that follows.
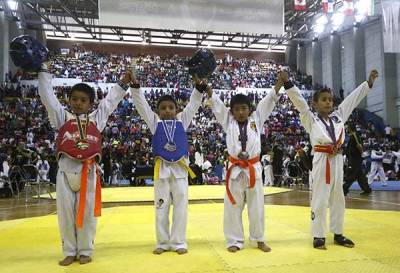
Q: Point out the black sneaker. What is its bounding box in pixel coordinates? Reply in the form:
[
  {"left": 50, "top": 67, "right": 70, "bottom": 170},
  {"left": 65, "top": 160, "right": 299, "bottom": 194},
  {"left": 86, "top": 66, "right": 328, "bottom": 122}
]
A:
[
  {"left": 313, "top": 237, "right": 326, "bottom": 249},
  {"left": 334, "top": 234, "right": 355, "bottom": 248}
]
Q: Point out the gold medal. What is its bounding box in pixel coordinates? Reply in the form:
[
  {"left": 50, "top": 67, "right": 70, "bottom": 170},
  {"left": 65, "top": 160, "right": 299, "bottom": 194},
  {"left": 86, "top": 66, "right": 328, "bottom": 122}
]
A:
[{"left": 75, "top": 114, "right": 90, "bottom": 150}]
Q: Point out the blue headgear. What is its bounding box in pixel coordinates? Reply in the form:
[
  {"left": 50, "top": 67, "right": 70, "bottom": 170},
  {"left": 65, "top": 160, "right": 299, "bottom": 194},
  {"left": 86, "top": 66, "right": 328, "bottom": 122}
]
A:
[
  {"left": 186, "top": 48, "right": 217, "bottom": 78},
  {"left": 9, "top": 35, "right": 49, "bottom": 71}
]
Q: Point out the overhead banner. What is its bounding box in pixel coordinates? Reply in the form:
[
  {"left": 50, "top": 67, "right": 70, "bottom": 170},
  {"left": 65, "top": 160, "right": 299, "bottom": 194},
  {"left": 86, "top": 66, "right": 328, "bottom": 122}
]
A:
[{"left": 99, "top": 0, "right": 284, "bottom": 35}]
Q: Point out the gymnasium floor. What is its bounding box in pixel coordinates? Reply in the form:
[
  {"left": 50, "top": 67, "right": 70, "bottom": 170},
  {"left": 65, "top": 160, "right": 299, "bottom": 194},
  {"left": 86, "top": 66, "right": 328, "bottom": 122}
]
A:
[{"left": 0, "top": 186, "right": 399, "bottom": 273}]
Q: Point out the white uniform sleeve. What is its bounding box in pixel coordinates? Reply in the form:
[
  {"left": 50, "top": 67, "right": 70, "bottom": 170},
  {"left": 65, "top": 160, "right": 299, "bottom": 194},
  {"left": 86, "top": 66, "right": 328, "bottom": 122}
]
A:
[
  {"left": 255, "top": 89, "right": 279, "bottom": 128},
  {"left": 371, "top": 150, "right": 384, "bottom": 159},
  {"left": 286, "top": 85, "right": 314, "bottom": 133},
  {"left": 38, "top": 72, "right": 65, "bottom": 129},
  {"left": 210, "top": 92, "right": 230, "bottom": 131},
  {"left": 177, "top": 89, "right": 203, "bottom": 130},
  {"left": 92, "top": 84, "right": 127, "bottom": 131},
  {"left": 337, "top": 81, "right": 370, "bottom": 123},
  {"left": 131, "top": 87, "right": 158, "bottom": 134},
  {"left": 392, "top": 151, "right": 400, "bottom": 158}
]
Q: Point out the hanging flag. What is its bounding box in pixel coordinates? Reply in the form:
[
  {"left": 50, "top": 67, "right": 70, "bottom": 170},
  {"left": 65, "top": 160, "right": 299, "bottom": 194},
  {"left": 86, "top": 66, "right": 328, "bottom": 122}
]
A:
[
  {"left": 322, "top": 0, "right": 334, "bottom": 13},
  {"left": 343, "top": 0, "right": 354, "bottom": 15},
  {"left": 294, "top": 0, "right": 307, "bottom": 11}
]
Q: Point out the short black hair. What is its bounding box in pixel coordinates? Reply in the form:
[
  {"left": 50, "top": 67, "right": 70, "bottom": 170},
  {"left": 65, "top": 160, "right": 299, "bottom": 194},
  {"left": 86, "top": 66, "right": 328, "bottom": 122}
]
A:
[
  {"left": 157, "top": 95, "right": 177, "bottom": 109},
  {"left": 230, "top": 94, "right": 252, "bottom": 110},
  {"left": 313, "top": 88, "right": 332, "bottom": 103},
  {"left": 69, "top": 83, "right": 95, "bottom": 103}
]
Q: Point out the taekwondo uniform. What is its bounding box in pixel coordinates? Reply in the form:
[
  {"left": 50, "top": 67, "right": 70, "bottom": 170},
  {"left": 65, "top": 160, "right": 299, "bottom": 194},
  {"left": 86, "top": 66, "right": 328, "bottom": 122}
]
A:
[
  {"left": 36, "top": 159, "right": 50, "bottom": 182},
  {"left": 131, "top": 87, "right": 202, "bottom": 251},
  {"left": 38, "top": 72, "right": 126, "bottom": 258},
  {"left": 261, "top": 154, "right": 274, "bottom": 186},
  {"left": 286, "top": 81, "right": 371, "bottom": 239},
  {"left": 210, "top": 90, "right": 279, "bottom": 249},
  {"left": 368, "top": 148, "right": 386, "bottom": 185}
]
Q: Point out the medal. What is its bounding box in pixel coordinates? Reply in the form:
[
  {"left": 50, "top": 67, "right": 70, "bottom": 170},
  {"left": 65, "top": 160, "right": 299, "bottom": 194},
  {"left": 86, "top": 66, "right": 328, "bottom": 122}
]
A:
[
  {"left": 238, "top": 151, "right": 249, "bottom": 160},
  {"left": 238, "top": 120, "right": 249, "bottom": 160},
  {"left": 318, "top": 115, "right": 336, "bottom": 144},
  {"left": 162, "top": 119, "right": 177, "bottom": 152},
  {"left": 75, "top": 114, "right": 89, "bottom": 150},
  {"left": 164, "top": 142, "right": 177, "bottom": 152},
  {"left": 319, "top": 115, "right": 342, "bottom": 155}
]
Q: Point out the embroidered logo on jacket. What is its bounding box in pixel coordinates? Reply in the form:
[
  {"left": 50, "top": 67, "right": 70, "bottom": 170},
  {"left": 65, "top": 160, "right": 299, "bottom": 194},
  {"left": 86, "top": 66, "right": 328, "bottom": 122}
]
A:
[{"left": 250, "top": 121, "right": 258, "bottom": 133}]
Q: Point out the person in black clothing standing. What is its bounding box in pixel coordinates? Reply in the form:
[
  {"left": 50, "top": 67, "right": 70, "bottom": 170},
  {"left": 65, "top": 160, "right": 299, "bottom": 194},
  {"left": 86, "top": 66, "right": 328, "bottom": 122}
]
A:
[
  {"left": 343, "top": 124, "right": 371, "bottom": 195},
  {"left": 271, "top": 138, "right": 284, "bottom": 186}
]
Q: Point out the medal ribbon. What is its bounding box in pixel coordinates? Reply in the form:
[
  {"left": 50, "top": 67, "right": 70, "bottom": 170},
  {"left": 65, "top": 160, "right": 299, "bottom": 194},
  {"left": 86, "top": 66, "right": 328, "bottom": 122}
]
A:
[
  {"left": 161, "top": 119, "right": 176, "bottom": 144},
  {"left": 76, "top": 114, "right": 89, "bottom": 140},
  {"left": 318, "top": 115, "right": 336, "bottom": 144},
  {"left": 238, "top": 121, "right": 248, "bottom": 152}
]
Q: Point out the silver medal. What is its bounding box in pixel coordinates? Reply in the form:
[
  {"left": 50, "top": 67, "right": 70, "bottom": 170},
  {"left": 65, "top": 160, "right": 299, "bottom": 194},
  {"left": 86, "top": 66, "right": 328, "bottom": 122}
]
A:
[
  {"left": 162, "top": 119, "right": 177, "bottom": 152},
  {"left": 164, "top": 142, "right": 177, "bottom": 152}
]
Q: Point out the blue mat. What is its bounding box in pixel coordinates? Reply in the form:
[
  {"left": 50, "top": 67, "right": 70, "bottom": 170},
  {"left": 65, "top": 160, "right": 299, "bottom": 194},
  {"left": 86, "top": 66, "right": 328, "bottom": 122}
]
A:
[{"left": 349, "top": 181, "right": 400, "bottom": 191}]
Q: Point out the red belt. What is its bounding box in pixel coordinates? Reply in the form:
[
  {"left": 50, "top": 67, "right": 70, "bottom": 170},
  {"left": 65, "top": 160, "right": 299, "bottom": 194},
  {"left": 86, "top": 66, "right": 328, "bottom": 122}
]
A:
[
  {"left": 76, "top": 159, "right": 102, "bottom": 228},
  {"left": 313, "top": 145, "right": 342, "bottom": 185},
  {"left": 226, "top": 155, "right": 260, "bottom": 205}
]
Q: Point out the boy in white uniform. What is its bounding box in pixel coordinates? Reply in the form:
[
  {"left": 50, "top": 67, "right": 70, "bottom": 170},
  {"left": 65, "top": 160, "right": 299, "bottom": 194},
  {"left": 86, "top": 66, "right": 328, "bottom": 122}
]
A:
[
  {"left": 207, "top": 77, "right": 282, "bottom": 252},
  {"left": 368, "top": 144, "right": 386, "bottom": 186},
  {"left": 281, "top": 70, "right": 378, "bottom": 249},
  {"left": 36, "top": 155, "right": 50, "bottom": 182},
  {"left": 130, "top": 72, "right": 204, "bottom": 255},
  {"left": 39, "top": 63, "right": 129, "bottom": 265}
]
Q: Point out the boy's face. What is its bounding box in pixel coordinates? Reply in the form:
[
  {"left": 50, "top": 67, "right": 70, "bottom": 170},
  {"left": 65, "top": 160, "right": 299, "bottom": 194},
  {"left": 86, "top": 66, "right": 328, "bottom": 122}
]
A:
[
  {"left": 158, "top": 100, "right": 177, "bottom": 120},
  {"left": 69, "top": 90, "right": 91, "bottom": 115},
  {"left": 313, "top": 92, "right": 333, "bottom": 117},
  {"left": 231, "top": 103, "right": 250, "bottom": 123}
]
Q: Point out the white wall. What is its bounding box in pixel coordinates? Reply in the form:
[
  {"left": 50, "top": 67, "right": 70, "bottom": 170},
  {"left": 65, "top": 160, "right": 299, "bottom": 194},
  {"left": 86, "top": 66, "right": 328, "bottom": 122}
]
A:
[{"left": 340, "top": 30, "right": 356, "bottom": 95}]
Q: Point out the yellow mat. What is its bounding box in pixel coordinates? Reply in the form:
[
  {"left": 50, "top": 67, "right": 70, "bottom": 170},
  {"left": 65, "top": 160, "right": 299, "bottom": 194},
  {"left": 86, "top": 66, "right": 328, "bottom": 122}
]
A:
[
  {"left": 0, "top": 204, "right": 399, "bottom": 273},
  {"left": 39, "top": 185, "right": 292, "bottom": 202}
]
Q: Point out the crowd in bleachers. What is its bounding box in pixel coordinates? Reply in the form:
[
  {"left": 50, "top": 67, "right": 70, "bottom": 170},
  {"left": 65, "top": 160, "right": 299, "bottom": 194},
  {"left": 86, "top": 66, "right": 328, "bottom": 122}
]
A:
[
  {"left": 0, "top": 50, "right": 399, "bottom": 197},
  {"left": 20, "top": 47, "right": 313, "bottom": 90}
]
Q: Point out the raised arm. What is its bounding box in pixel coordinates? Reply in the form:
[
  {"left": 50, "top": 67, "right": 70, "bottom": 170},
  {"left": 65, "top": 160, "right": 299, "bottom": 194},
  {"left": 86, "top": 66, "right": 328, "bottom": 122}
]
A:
[
  {"left": 178, "top": 75, "right": 205, "bottom": 129},
  {"left": 255, "top": 82, "right": 281, "bottom": 126},
  {"left": 279, "top": 71, "right": 314, "bottom": 133},
  {"left": 210, "top": 92, "right": 230, "bottom": 131},
  {"left": 92, "top": 81, "right": 127, "bottom": 131},
  {"left": 131, "top": 87, "right": 158, "bottom": 135},
  {"left": 126, "top": 68, "right": 158, "bottom": 134},
  {"left": 337, "top": 70, "right": 378, "bottom": 122},
  {"left": 38, "top": 66, "right": 65, "bottom": 129}
]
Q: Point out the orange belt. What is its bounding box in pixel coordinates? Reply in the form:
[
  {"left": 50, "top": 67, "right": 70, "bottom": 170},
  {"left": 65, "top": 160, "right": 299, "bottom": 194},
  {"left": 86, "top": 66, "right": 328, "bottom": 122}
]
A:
[
  {"left": 76, "top": 159, "right": 102, "bottom": 229},
  {"left": 314, "top": 145, "right": 342, "bottom": 185},
  {"left": 226, "top": 155, "right": 260, "bottom": 205}
]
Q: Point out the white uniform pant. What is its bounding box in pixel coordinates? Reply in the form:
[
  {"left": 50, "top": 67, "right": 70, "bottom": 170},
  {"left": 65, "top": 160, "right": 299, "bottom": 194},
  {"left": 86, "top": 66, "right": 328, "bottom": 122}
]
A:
[
  {"left": 368, "top": 162, "right": 386, "bottom": 184},
  {"left": 56, "top": 170, "right": 97, "bottom": 257},
  {"left": 263, "top": 166, "right": 274, "bottom": 186},
  {"left": 310, "top": 155, "right": 345, "bottom": 238},
  {"left": 154, "top": 177, "right": 188, "bottom": 250},
  {"left": 38, "top": 170, "right": 48, "bottom": 182},
  {"left": 224, "top": 172, "right": 265, "bottom": 249}
]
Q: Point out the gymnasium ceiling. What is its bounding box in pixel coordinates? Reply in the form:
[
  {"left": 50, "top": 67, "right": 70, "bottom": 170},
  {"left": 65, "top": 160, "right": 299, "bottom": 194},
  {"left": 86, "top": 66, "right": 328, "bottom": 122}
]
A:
[{"left": 0, "top": 0, "right": 356, "bottom": 52}]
